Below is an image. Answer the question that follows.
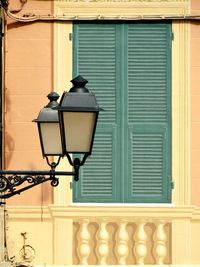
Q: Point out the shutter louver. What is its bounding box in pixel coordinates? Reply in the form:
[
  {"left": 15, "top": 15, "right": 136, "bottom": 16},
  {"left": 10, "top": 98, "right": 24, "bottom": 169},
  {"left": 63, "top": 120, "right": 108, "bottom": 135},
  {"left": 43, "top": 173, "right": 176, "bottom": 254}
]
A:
[
  {"left": 132, "top": 133, "right": 163, "bottom": 196},
  {"left": 73, "top": 22, "right": 171, "bottom": 203},
  {"left": 80, "top": 132, "right": 113, "bottom": 198},
  {"left": 126, "top": 127, "right": 168, "bottom": 202},
  {"left": 126, "top": 23, "right": 171, "bottom": 203},
  {"left": 73, "top": 23, "right": 120, "bottom": 202},
  {"left": 75, "top": 24, "right": 117, "bottom": 124},
  {"left": 128, "top": 24, "right": 169, "bottom": 123}
]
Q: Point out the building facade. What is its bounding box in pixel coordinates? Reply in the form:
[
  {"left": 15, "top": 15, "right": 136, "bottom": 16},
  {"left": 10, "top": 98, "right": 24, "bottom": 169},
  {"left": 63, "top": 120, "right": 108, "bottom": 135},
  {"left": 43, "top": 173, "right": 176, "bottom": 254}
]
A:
[{"left": 0, "top": 0, "right": 200, "bottom": 265}]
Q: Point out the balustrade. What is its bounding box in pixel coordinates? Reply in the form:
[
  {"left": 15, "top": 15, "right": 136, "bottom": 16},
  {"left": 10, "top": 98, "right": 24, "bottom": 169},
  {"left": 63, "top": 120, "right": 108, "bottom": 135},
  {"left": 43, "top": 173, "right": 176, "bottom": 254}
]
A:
[
  {"left": 74, "top": 218, "right": 170, "bottom": 265},
  {"left": 134, "top": 220, "right": 147, "bottom": 264},
  {"left": 153, "top": 220, "right": 167, "bottom": 264},
  {"left": 115, "top": 219, "right": 129, "bottom": 264},
  {"left": 77, "top": 219, "right": 91, "bottom": 264},
  {"left": 96, "top": 219, "right": 109, "bottom": 264}
]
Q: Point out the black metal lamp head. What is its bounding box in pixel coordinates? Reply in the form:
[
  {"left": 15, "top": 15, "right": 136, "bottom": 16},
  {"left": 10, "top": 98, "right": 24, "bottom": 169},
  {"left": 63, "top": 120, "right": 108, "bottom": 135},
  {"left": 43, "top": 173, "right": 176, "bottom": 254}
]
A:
[
  {"left": 69, "top": 75, "right": 89, "bottom": 93},
  {"left": 54, "top": 75, "right": 103, "bottom": 162},
  {"left": 33, "top": 92, "right": 63, "bottom": 157}
]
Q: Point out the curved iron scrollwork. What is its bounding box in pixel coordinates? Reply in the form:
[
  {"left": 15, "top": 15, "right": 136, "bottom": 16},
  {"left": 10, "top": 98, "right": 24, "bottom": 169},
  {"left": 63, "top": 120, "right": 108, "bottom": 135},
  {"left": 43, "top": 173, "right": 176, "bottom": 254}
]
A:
[
  {"left": 0, "top": 0, "right": 9, "bottom": 9},
  {"left": 0, "top": 171, "right": 65, "bottom": 199},
  {"left": 0, "top": 170, "right": 74, "bottom": 200},
  {"left": 0, "top": 157, "right": 81, "bottom": 201},
  {"left": 0, "top": 174, "right": 46, "bottom": 193}
]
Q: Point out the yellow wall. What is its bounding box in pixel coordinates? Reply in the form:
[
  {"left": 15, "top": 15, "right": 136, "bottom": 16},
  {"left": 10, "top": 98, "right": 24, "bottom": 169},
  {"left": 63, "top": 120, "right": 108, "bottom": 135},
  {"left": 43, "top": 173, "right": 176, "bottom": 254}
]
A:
[{"left": 191, "top": 0, "right": 200, "bottom": 206}]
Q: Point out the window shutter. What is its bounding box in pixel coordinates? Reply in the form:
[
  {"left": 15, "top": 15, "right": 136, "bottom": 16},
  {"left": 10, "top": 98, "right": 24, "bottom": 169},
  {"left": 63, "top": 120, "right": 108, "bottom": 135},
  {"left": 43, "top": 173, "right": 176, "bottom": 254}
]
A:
[
  {"left": 124, "top": 23, "right": 172, "bottom": 202},
  {"left": 73, "top": 23, "right": 121, "bottom": 202},
  {"left": 73, "top": 22, "right": 172, "bottom": 203}
]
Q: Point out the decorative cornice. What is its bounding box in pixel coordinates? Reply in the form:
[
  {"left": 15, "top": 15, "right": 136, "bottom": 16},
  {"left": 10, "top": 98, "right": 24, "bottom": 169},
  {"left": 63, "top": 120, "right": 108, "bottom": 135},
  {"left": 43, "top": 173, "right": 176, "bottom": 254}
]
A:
[{"left": 55, "top": 0, "right": 190, "bottom": 18}]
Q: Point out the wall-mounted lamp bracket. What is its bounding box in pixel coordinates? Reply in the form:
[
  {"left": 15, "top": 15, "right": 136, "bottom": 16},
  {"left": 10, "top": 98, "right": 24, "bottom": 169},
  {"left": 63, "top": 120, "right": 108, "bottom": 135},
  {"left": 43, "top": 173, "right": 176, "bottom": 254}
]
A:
[{"left": 0, "top": 167, "right": 79, "bottom": 200}]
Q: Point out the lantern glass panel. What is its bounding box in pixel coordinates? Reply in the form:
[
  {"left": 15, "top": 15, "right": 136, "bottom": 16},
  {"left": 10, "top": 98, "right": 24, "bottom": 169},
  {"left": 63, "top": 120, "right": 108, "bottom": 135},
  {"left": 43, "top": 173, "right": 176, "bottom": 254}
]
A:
[
  {"left": 40, "top": 122, "right": 62, "bottom": 155},
  {"left": 63, "top": 112, "right": 96, "bottom": 153}
]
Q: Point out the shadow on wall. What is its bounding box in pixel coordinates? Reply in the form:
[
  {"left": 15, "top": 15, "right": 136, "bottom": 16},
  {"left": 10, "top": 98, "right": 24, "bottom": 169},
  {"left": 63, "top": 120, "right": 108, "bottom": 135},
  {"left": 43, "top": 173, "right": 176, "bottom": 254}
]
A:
[
  {"left": 4, "top": 93, "right": 14, "bottom": 169},
  {"left": 7, "top": 21, "right": 38, "bottom": 31}
]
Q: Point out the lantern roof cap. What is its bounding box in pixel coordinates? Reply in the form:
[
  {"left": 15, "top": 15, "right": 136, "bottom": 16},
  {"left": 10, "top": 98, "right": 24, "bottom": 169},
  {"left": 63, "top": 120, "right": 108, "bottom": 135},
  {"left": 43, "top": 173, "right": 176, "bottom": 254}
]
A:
[
  {"left": 54, "top": 75, "right": 103, "bottom": 112},
  {"left": 54, "top": 92, "right": 103, "bottom": 112},
  {"left": 33, "top": 92, "right": 60, "bottom": 122}
]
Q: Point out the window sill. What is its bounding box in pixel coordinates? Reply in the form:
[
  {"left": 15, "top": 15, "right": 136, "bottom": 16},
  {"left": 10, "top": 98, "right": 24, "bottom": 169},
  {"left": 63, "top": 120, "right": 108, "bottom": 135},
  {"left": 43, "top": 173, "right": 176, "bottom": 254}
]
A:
[{"left": 70, "top": 203, "right": 174, "bottom": 207}]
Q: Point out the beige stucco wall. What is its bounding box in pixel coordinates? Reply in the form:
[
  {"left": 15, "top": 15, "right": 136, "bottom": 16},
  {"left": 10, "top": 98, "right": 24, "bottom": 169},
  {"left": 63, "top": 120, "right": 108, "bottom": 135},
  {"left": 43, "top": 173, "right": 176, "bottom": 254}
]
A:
[{"left": 4, "top": 0, "right": 54, "bottom": 205}]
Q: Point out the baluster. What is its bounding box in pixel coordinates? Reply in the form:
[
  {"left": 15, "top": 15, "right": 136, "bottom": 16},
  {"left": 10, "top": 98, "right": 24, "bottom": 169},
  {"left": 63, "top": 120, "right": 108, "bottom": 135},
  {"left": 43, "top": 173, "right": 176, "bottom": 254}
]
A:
[
  {"left": 96, "top": 219, "right": 109, "bottom": 264},
  {"left": 115, "top": 219, "right": 129, "bottom": 264},
  {"left": 77, "top": 219, "right": 91, "bottom": 265},
  {"left": 153, "top": 221, "right": 167, "bottom": 264},
  {"left": 134, "top": 221, "right": 147, "bottom": 265}
]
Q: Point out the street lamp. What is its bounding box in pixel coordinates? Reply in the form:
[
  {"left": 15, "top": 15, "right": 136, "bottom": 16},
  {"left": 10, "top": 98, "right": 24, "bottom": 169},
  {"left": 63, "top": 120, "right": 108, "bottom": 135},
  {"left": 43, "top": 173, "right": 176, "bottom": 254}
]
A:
[
  {"left": 33, "top": 92, "right": 63, "bottom": 157},
  {"left": 54, "top": 75, "right": 102, "bottom": 171},
  {"left": 0, "top": 76, "right": 102, "bottom": 200}
]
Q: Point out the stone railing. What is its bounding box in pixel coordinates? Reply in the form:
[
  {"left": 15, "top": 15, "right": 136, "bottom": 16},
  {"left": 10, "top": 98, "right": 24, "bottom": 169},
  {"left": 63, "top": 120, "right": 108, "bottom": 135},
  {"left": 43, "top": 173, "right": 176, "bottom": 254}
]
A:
[
  {"left": 6, "top": 206, "right": 200, "bottom": 265},
  {"left": 73, "top": 218, "right": 171, "bottom": 265}
]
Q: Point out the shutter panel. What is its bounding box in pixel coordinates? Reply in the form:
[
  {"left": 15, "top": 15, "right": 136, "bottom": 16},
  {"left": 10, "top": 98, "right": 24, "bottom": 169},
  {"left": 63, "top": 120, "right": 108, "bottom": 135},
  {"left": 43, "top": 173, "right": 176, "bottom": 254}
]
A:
[
  {"left": 73, "top": 23, "right": 121, "bottom": 202},
  {"left": 73, "top": 22, "right": 172, "bottom": 203},
  {"left": 125, "top": 23, "right": 171, "bottom": 202}
]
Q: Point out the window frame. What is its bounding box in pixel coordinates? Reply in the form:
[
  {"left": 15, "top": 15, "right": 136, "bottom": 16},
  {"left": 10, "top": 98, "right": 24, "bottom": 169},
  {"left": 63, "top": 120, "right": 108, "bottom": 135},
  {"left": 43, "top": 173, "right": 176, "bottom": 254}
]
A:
[
  {"left": 53, "top": 2, "right": 190, "bottom": 206},
  {"left": 72, "top": 21, "right": 172, "bottom": 204}
]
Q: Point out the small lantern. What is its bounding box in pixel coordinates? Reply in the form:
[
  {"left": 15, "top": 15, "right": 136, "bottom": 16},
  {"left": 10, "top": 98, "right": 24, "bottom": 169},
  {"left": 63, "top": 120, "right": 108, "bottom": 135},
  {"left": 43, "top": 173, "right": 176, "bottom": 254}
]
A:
[
  {"left": 54, "top": 75, "right": 103, "bottom": 156},
  {"left": 33, "top": 92, "right": 63, "bottom": 157}
]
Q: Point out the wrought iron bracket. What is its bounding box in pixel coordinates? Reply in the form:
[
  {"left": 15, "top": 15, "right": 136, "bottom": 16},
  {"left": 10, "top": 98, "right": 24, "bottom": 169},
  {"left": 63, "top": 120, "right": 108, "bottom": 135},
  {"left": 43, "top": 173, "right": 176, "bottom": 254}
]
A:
[
  {"left": 0, "top": 0, "right": 9, "bottom": 9},
  {"left": 0, "top": 157, "right": 81, "bottom": 201}
]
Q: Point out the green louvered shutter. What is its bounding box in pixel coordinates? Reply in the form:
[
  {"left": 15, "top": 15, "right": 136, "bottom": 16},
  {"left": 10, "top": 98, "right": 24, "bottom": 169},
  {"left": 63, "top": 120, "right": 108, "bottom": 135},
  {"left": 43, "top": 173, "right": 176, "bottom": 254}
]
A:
[
  {"left": 73, "top": 23, "right": 122, "bottom": 202},
  {"left": 124, "top": 23, "right": 172, "bottom": 203},
  {"left": 73, "top": 22, "right": 172, "bottom": 203}
]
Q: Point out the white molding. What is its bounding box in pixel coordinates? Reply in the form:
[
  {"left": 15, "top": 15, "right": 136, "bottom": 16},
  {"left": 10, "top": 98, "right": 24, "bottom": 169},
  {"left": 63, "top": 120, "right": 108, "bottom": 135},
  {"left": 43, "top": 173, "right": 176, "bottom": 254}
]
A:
[
  {"left": 34, "top": 265, "right": 200, "bottom": 267},
  {"left": 6, "top": 206, "right": 200, "bottom": 220},
  {"left": 54, "top": 0, "right": 190, "bottom": 19},
  {"left": 172, "top": 21, "right": 190, "bottom": 205},
  {"left": 56, "top": 0, "right": 189, "bottom": 3},
  {"left": 70, "top": 203, "right": 175, "bottom": 207}
]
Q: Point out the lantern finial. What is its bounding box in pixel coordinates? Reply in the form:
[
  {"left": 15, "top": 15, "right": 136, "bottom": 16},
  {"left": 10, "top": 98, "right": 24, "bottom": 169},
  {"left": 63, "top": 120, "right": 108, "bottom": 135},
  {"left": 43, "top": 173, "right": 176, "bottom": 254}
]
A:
[
  {"left": 69, "top": 75, "right": 89, "bottom": 93},
  {"left": 46, "top": 92, "right": 60, "bottom": 108}
]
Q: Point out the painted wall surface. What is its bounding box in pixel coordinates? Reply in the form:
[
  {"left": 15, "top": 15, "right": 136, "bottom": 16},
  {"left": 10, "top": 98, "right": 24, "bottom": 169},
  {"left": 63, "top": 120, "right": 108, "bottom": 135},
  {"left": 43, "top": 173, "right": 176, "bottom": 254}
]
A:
[
  {"left": 2, "top": 0, "right": 200, "bottom": 265},
  {"left": 191, "top": 0, "right": 200, "bottom": 206},
  {"left": 5, "top": 0, "right": 53, "bottom": 205}
]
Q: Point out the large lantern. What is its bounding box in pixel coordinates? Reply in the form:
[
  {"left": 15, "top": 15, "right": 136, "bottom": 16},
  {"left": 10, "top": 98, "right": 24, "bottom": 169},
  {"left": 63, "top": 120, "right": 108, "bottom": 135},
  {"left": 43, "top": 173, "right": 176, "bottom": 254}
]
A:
[{"left": 54, "top": 75, "right": 103, "bottom": 158}]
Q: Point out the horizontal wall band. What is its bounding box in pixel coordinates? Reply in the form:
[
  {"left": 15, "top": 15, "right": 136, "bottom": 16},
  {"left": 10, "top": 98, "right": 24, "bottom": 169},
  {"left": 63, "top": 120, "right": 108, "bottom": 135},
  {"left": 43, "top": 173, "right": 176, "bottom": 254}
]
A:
[
  {"left": 6, "top": 205, "right": 200, "bottom": 221},
  {"left": 5, "top": 11, "right": 200, "bottom": 22}
]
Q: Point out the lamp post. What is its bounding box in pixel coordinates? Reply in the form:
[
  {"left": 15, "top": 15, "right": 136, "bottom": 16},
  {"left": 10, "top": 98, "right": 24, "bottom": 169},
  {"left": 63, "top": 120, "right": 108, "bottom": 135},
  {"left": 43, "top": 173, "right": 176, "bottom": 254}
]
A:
[{"left": 0, "top": 76, "right": 102, "bottom": 201}]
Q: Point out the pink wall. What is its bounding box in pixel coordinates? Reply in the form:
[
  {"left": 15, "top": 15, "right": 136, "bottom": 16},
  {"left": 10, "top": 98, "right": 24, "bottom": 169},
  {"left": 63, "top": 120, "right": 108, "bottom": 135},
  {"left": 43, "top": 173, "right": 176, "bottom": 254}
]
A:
[
  {"left": 191, "top": 0, "right": 200, "bottom": 206},
  {"left": 5, "top": 0, "right": 54, "bottom": 205}
]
